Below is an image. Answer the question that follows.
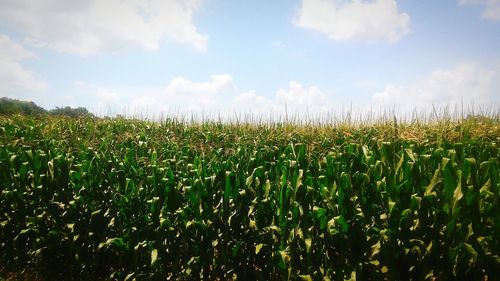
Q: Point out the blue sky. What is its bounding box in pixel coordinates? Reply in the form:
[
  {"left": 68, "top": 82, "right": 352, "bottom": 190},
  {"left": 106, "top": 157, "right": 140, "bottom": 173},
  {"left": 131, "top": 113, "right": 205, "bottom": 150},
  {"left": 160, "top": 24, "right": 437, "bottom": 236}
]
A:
[{"left": 0, "top": 0, "right": 499, "bottom": 118}]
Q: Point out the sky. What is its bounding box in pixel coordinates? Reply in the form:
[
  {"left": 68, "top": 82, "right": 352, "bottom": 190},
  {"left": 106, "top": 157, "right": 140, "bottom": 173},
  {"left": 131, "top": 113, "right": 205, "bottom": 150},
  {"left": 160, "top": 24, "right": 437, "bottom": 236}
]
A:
[{"left": 0, "top": 0, "right": 499, "bottom": 118}]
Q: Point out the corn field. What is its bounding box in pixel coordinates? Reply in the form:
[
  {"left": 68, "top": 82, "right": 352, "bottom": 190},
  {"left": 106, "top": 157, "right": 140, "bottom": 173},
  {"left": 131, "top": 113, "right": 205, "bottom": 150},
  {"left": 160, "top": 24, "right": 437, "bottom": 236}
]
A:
[{"left": 0, "top": 115, "right": 499, "bottom": 280}]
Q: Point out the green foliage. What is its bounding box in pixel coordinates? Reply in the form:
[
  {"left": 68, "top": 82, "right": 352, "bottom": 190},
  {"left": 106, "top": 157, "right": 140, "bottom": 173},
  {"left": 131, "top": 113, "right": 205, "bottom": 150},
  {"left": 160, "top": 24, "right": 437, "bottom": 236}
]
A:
[
  {"left": 49, "top": 106, "right": 94, "bottom": 118},
  {"left": 0, "top": 97, "right": 94, "bottom": 118},
  {"left": 0, "top": 97, "right": 46, "bottom": 115},
  {"left": 0, "top": 115, "right": 498, "bottom": 280}
]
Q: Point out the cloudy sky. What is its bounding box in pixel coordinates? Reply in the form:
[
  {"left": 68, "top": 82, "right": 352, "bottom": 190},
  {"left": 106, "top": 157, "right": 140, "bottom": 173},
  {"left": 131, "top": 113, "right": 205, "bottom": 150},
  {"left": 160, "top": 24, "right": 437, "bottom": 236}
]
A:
[{"left": 0, "top": 0, "right": 499, "bottom": 117}]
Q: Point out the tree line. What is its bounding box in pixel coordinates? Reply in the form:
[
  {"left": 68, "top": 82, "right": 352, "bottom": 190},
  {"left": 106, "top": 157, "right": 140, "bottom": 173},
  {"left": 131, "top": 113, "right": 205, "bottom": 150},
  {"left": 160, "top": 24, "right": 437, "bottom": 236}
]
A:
[{"left": 0, "top": 97, "right": 94, "bottom": 117}]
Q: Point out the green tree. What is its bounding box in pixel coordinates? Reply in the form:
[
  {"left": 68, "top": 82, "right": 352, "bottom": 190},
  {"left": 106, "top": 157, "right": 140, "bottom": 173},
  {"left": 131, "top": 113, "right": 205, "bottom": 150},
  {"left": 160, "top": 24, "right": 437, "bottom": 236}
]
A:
[
  {"left": 0, "top": 97, "right": 47, "bottom": 115},
  {"left": 49, "top": 106, "right": 94, "bottom": 117}
]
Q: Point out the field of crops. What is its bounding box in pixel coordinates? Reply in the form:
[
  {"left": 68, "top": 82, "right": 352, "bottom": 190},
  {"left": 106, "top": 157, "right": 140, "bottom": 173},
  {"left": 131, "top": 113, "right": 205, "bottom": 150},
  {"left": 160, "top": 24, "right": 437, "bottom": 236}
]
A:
[{"left": 0, "top": 115, "right": 498, "bottom": 280}]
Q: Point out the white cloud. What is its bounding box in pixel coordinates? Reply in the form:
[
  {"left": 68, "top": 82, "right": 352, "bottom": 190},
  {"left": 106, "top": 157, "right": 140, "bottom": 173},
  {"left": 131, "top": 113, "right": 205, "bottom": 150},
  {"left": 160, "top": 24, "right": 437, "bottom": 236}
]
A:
[
  {"left": 95, "top": 74, "right": 236, "bottom": 116},
  {"left": 459, "top": 0, "right": 500, "bottom": 21},
  {"left": 163, "top": 74, "right": 236, "bottom": 112},
  {"left": 230, "top": 82, "right": 335, "bottom": 119},
  {"left": 71, "top": 65, "right": 499, "bottom": 120},
  {"left": 484, "top": 0, "right": 500, "bottom": 20},
  {"left": 71, "top": 75, "right": 241, "bottom": 117},
  {"left": 294, "top": 0, "right": 410, "bottom": 42},
  {"left": 166, "top": 74, "right": 234, "bottom": 95},
  {"left": 275, "top": 81, "right": 330, "bottom": 113},
  {"left": 372, "top": 62, "right": 497, "bottom": 110},
  {"left": 0, "top": 0, "right": 207, "bottom": 56},
  {"left": 232, "top": 91, "right": 275, "bottom": 113},
  {"left": 61, "top": 95, "right": 77, "bottom": 107},
  {"left": 0, "top": 34, "right": 47, "bottom": 96},
  {"left": 78, "top": 75, "right": 336, "bottom": 119},
  {"left": 130, "top": 96, "right": 166, "bottom": 115},
  {"left": 69, "top": 80, "right": 124, "bottom": 114},
  {"left": 93, "top": 88, "right": 123, "bottom": 115}
]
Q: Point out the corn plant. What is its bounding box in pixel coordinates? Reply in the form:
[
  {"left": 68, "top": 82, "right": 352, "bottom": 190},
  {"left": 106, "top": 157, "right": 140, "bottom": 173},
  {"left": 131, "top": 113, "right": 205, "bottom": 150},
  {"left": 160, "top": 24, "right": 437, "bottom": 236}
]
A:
[{"left": 0, "top": 115, "right": 498, "bottom": 280}]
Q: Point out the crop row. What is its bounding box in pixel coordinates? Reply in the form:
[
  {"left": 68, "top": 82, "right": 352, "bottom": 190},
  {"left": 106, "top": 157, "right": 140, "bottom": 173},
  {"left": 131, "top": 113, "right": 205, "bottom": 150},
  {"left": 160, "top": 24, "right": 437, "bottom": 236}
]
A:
[{"left": 0, "top": 116, "right": 498, "bottom": 280}]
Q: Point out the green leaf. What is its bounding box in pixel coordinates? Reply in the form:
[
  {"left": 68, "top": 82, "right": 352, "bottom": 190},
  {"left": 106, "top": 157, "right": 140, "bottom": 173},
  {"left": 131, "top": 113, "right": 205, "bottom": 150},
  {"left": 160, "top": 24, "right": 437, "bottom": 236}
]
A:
[
  {"left": 299, "top": 275, "right": 313, "bottom": 281},
  {"left": 464, "top": 243, "right": 478, "bottom": 265},
  {"left": 98, "top": 237, "right": 128, "bottom": 251},
  {"left": 451, "top": 170, "right": 463, "bottom": 212},
  {"left": 279, "top": 250, "right": 290, "bottom": 265},
  {"left": 304, "top": 238, "right": 312, "bottom": 254},
  {"left": 264, "top": 179, "right": 271, "bottom": 198},
  {"left": 255, "top": 243, "right": 264, "bottom": 254},
  {"left": 124, "top": 273, "right": 135, "bottom": 281},
  {"left": 246, "top": 173, "right": 253, "bottom": 187},
  {"left": 425, "top": 167, "right": 441, "bottom": 196},
  {"left": 151, "top": 248, "right": 158, "bottom": 265}
]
